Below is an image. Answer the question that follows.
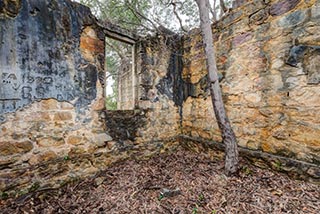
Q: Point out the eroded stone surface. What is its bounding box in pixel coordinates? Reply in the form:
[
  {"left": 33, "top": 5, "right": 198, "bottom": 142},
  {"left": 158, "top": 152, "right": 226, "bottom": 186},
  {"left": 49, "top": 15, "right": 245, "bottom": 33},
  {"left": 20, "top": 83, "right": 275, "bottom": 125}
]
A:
[
  {"left": 270, "top": 0, "right": 300, "bottom": 16},
  {"left": 0, "top": 0, "right": 319, "bottom": 199},
  {"left": 0, "top": 141, "right": 33, "bottom": 156},
  {"left": 0, "top": 0, "right": 22, "bottom": 18},
  {"left": 0, "top": 0, "right": 107, "bottom": 197},
  {"left": 286, "top": 45, "right": 320, "bottom": 84},
  {"left": 0, "top": 0, "right": 102, "bottom": 114},
  {"left": 182, "top": 0, "right": 320, "bottom": 165}
]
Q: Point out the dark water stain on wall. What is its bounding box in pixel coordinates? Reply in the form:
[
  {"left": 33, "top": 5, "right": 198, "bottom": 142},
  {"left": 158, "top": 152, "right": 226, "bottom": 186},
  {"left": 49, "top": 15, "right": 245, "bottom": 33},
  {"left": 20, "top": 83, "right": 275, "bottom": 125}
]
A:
[
  {"left": 286, "top": 45, "right": 320, "bottom": 85},
  {"left": 156, "top": 36, "right": 190, "bottom": 108},
  {"left": 104, "top": 110, "right": 148, "bottom": 142},
  {"left": 0, "top": 0, "right": 102, "bottom": 114}
]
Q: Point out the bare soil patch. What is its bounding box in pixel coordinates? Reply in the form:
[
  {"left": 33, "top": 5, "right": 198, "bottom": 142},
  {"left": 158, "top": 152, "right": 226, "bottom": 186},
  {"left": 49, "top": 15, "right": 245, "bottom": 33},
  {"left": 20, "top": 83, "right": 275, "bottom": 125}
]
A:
[{"left": 1, "top": 148, "right": 319, "bottom": 213}]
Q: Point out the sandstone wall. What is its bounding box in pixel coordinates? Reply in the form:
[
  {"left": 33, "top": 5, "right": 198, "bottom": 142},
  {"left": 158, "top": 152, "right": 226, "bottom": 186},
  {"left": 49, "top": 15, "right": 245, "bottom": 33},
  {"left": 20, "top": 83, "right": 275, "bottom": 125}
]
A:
[
  {"left": 0, "top": 0, "right": 110, "bottom": 197},
  {"left": 0, "top": 0, "right": 183, "bottom": 197},
  {"left": 134, "top": 35, "right": 182, "bottom": 144},
  {"left": 1, "top": 0, "right": 319, "bottom": 198},
  {"left": 182, "top": 0, "right": 320, "bottom": 168}
]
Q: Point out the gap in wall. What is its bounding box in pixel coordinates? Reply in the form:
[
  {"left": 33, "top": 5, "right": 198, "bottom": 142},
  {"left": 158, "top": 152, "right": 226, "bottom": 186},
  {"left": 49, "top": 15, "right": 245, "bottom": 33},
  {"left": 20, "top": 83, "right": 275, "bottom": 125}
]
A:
[{"left": 104, "top": 37, "right": 136, "bottom": 110}]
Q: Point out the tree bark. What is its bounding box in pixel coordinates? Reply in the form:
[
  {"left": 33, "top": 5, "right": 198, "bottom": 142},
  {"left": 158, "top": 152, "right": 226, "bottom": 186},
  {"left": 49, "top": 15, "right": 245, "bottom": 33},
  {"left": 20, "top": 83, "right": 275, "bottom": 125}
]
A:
[{"left": 195, "top": 0, "right": 238, "bottom": 175}]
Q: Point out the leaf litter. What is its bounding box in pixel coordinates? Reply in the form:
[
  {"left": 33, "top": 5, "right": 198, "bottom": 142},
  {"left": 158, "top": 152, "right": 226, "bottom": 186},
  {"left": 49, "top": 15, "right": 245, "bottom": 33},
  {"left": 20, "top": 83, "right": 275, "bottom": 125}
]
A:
[{"left": 0, "top": 148, "right": 319, "bottom": 213}]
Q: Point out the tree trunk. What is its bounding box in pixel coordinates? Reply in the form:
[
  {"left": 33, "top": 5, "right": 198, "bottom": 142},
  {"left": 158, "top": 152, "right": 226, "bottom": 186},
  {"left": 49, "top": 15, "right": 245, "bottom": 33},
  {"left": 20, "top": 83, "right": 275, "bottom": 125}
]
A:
[{"left": 195, "top": 0, "right": 238, "bottom": 175}]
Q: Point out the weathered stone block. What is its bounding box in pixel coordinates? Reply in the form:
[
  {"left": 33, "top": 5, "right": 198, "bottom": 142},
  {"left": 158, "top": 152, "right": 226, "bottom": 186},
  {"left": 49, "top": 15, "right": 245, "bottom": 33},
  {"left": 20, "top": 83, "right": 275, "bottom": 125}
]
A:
[
  {"left": 15, "top": 141, "right": 33, "bottom": 153},
  {"left": 232, "top": 32, "right": 253, "bottom": 48},
  {"left": 286, "top": 45, "right": 320, "bottom": 84},
  {"left": 0, "top": 0, "right": 21, "bottom": 18},
  {"left": 36, "top": 137, "right": 65, "bottom": 147},
  {"left": 305, "top": 54, "right": 320, "bottom": 84},
  {"left": 53, "top": 112, "right": 73, "bottom": 121},
  {"left": 0, "top": 142, "right": 17, "bottom": 156},
  {"left": 28, "top": 151, "right": 57, "bottom": 165},
  {"left": 66, "top": 136, "right": 83, "bottom": 145},
  {"left": 307, "top": 167, "right": 320, "bottom": 178},
  {"left": 244, "top": 92, "right": 262, "bottom": 104},
  {"left": 249, "top": 8, "right": 269, "bottom": 25},
  {"left": 270, "top": 0, "right": 300, "bottom": 16},
  {"left": 245, "top": 1, "right": 267, "bottom": 16},
  {"left": 92, "top": 98, "right": 106, "bottom": 111},
  {"left": 93, "top": 133, "right": 113, "bottom": 147},
  {"left": 0, "top": 141, "right": 33, "bottom": 156},
  {"left": 80, "top": 26, "right": 104, "bottom": 63},
  {"left": 68, "top": 147, "right": 87, "bottom": 158},
  {"left": 220, "top": 10, "right": 243, "bottom": 27},
  {"left": 311, "top": 6, "right": 320, "bottom": 19},
  {"left": 60, "top": 102, "right": 74, "bottom": 110},
  {"left": 232, "top": 0, "right": 247, "bottom": 8},
  {"left": 277, "top": 10, "right": 307, "bottom": 28},
  {"left": 247, "top": 140, "right": 260, "bottom": 150},
  {"left": 40, "top": 99, "right": 59, "bottom": 110},
  {"left": 24, "top": 112, "right": 51, "bottom": 122}
]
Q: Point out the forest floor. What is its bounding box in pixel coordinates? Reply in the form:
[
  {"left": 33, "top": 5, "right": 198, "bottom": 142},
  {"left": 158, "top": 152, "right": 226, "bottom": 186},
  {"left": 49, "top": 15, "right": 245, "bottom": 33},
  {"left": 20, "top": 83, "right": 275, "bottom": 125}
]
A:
[{"left": 0, "top": 147, "right": 319, "bottom": 214}]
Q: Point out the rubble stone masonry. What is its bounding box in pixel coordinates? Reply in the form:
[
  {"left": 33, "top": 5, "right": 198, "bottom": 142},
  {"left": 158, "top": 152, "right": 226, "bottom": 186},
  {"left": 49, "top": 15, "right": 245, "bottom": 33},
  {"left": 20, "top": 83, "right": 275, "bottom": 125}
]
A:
[
  {"left": 182, "top": 0, "right": 320, "bottom": 179},
  {"left": 0, "top": 0, "right": 319, "bottom": 197}
]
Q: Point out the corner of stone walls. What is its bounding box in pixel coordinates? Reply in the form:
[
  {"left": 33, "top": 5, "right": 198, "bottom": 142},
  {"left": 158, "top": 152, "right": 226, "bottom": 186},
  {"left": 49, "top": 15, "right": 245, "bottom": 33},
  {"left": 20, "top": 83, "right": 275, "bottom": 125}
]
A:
[
  {"left": 181, "top": 0, "right": 320, "bottom": 179},
  {"left": 1, "top": 0, "right": 320, "bottom": 199}
]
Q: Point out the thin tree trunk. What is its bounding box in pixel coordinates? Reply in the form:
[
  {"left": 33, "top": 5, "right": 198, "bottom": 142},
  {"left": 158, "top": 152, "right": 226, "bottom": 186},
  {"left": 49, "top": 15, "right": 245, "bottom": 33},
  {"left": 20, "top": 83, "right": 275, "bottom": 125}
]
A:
[{"left": 195, "top": 0, "right": 238, "bottom": 175}]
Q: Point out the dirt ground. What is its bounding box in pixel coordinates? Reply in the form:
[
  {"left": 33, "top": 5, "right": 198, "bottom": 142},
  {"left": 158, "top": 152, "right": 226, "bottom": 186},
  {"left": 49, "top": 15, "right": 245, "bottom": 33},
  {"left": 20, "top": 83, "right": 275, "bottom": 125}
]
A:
[{"left": 1, "top": 148, "right": 319, "bottom": 214}]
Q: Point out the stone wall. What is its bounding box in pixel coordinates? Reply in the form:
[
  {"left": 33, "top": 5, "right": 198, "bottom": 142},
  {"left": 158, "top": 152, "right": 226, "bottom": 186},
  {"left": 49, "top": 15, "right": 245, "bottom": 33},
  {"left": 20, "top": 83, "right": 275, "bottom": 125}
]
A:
[
  {"left": 182, "top": 0, "right": 320, "bottom": 170},
  {"left": 0, "top": 0, "right": 109, "bottom": 197},
  {"left": 134, "top": 35, "right": 183, "bottom": 144},
  {"left": 1, "top": 0, "right": 319, "bottom": 198},
  {"left": 0, "top": 0, "right": 183, "bottom": 197}
]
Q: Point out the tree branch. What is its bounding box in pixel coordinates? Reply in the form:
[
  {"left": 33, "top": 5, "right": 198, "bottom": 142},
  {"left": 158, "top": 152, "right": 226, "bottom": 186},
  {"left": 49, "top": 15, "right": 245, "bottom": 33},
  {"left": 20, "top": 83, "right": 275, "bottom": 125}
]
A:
[
  {"left": 171, "top": 1, "right": 188, "bottom": 32},
  {"left": 105, "top": 41, "right": 126, "bottom": 60}
]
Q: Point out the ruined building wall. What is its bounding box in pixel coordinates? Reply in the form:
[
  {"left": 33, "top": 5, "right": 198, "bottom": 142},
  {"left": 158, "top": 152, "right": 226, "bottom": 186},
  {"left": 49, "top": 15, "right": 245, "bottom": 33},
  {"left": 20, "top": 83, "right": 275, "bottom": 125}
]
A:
[
  {"left": 1, "top": 0, "right": 319, "bottom": 197},
  {"left": 0, "top": 0, "right": 183, "bottom": 197},
  {"left": 102, "top": 36, "right": 183, "bottom": 167},
  {"left": 182, "top": 0, "right": 320, "bottom": 170},
  {"left": 134, "top": 35, "right": 182, "bottom": 144},
  {"left": 0, "top": 0, "right": 109, "bottom": 196}
]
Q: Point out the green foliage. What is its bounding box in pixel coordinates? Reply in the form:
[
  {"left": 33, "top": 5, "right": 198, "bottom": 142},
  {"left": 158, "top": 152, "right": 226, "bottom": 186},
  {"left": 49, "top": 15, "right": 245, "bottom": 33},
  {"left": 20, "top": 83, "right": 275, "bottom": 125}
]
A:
[
  {"left": 105, "top": 95, "right": 117, "bottom": 110},
  {"left": 241, "top": 165, "right": 252, "bottom": 175},
  {"left": 198, "top": 193, "right": 205, "bottom": 202},
  {"left": 78, "top": 0, "right": 201, "bottom": 33},
  {"left": 192, "top": 206, "right": 198, "bottom": 214},
  {"left": 158, "top": 193, "right": 164, "bottom": 201},
  {"left": 272, "top": 160, "right": 283, "bottom": 171},
  {"left": 79, "top": 0, "right": 237, "bottom": 33},
  {"left": 1, "top": 192, "right": 8, "bottom": 199},
  {"left": 28, "top": 182, "right": 40, "bottom": 192},
  {"left": 80, "top": 0, "right": 152, "bottom": 33}
]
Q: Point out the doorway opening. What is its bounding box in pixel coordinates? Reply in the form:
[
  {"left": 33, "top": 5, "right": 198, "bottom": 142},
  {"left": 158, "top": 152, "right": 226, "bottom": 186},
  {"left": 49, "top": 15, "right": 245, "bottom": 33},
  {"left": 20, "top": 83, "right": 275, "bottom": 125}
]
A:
[{"left": 104, "top": 37, "right": 137, "bottom": 110}]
